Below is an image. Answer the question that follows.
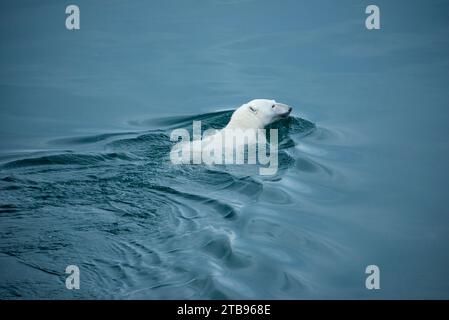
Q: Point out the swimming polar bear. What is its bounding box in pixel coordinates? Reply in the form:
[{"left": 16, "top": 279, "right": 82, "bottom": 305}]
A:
[
  {"left": 202, "top": 98, "right": 292, "bottom": 146},
  {"left": 225, "top": 99, "right": 293, "bottom": 130},
  {"left": 222, "top": 99, "right": 292, "bottom": 142},
  {"left": 170, "top": 99, "right": 293, "bottom": 175}
]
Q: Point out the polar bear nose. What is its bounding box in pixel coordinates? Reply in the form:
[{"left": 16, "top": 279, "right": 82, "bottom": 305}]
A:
[{"left": 288, "top": 106, "right": 292, "bottom": 112}]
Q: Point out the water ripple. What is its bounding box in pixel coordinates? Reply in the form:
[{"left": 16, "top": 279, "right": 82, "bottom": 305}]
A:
[{"left": 0, "top": 110, "right": 351, "bottom": 299}]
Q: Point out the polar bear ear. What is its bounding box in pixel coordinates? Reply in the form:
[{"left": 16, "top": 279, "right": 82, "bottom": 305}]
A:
[{"left": 248, "top": 105, "right": 257, "bottom": 114}]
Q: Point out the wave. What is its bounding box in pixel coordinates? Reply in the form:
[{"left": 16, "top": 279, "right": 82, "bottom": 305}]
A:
[{"left": 1, "top": 152, "right": 137, "bottom": 169}]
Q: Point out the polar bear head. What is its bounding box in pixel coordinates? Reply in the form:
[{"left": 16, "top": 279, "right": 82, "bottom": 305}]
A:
[{"left": 225, "top": 99, "right": 293, "bottom": 130}]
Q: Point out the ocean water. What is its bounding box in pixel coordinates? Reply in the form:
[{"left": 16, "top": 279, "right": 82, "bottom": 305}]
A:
[{"left": 1, "top": 0, "right": 449, "bottom": 299}]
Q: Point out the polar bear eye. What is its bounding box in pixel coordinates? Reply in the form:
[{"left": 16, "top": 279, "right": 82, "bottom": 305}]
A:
[
  {"left": 272, "top": 104, "right": 276, "bottom": 108},
  {"left": 249, "top": 106, "right": 257, "bottom": 113}
]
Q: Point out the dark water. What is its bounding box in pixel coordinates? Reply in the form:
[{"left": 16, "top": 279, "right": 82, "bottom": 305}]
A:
[{"left": 1, "top": 0, "right": 449, "bottom": 299}]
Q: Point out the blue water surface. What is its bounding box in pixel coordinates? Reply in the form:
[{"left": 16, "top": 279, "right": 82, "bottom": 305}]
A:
[{"left": 0, "top": 0, "right": 449, "bottom": 299}]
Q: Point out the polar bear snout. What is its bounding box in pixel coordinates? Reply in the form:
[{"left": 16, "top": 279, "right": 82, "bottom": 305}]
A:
[{"left": 274, "top": 103, "right": 292, "bottom": 118}]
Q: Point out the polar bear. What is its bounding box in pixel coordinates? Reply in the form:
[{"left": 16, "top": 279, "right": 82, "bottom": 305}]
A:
[
  {"left": 204, "top": 99, "right": 292, "bottom": 146},
  {"left": 225, "top": 99, "right": 293, "bottom": 130},
  {"left": 170, "top": 99, "right": 293, "bottom": 175}
]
